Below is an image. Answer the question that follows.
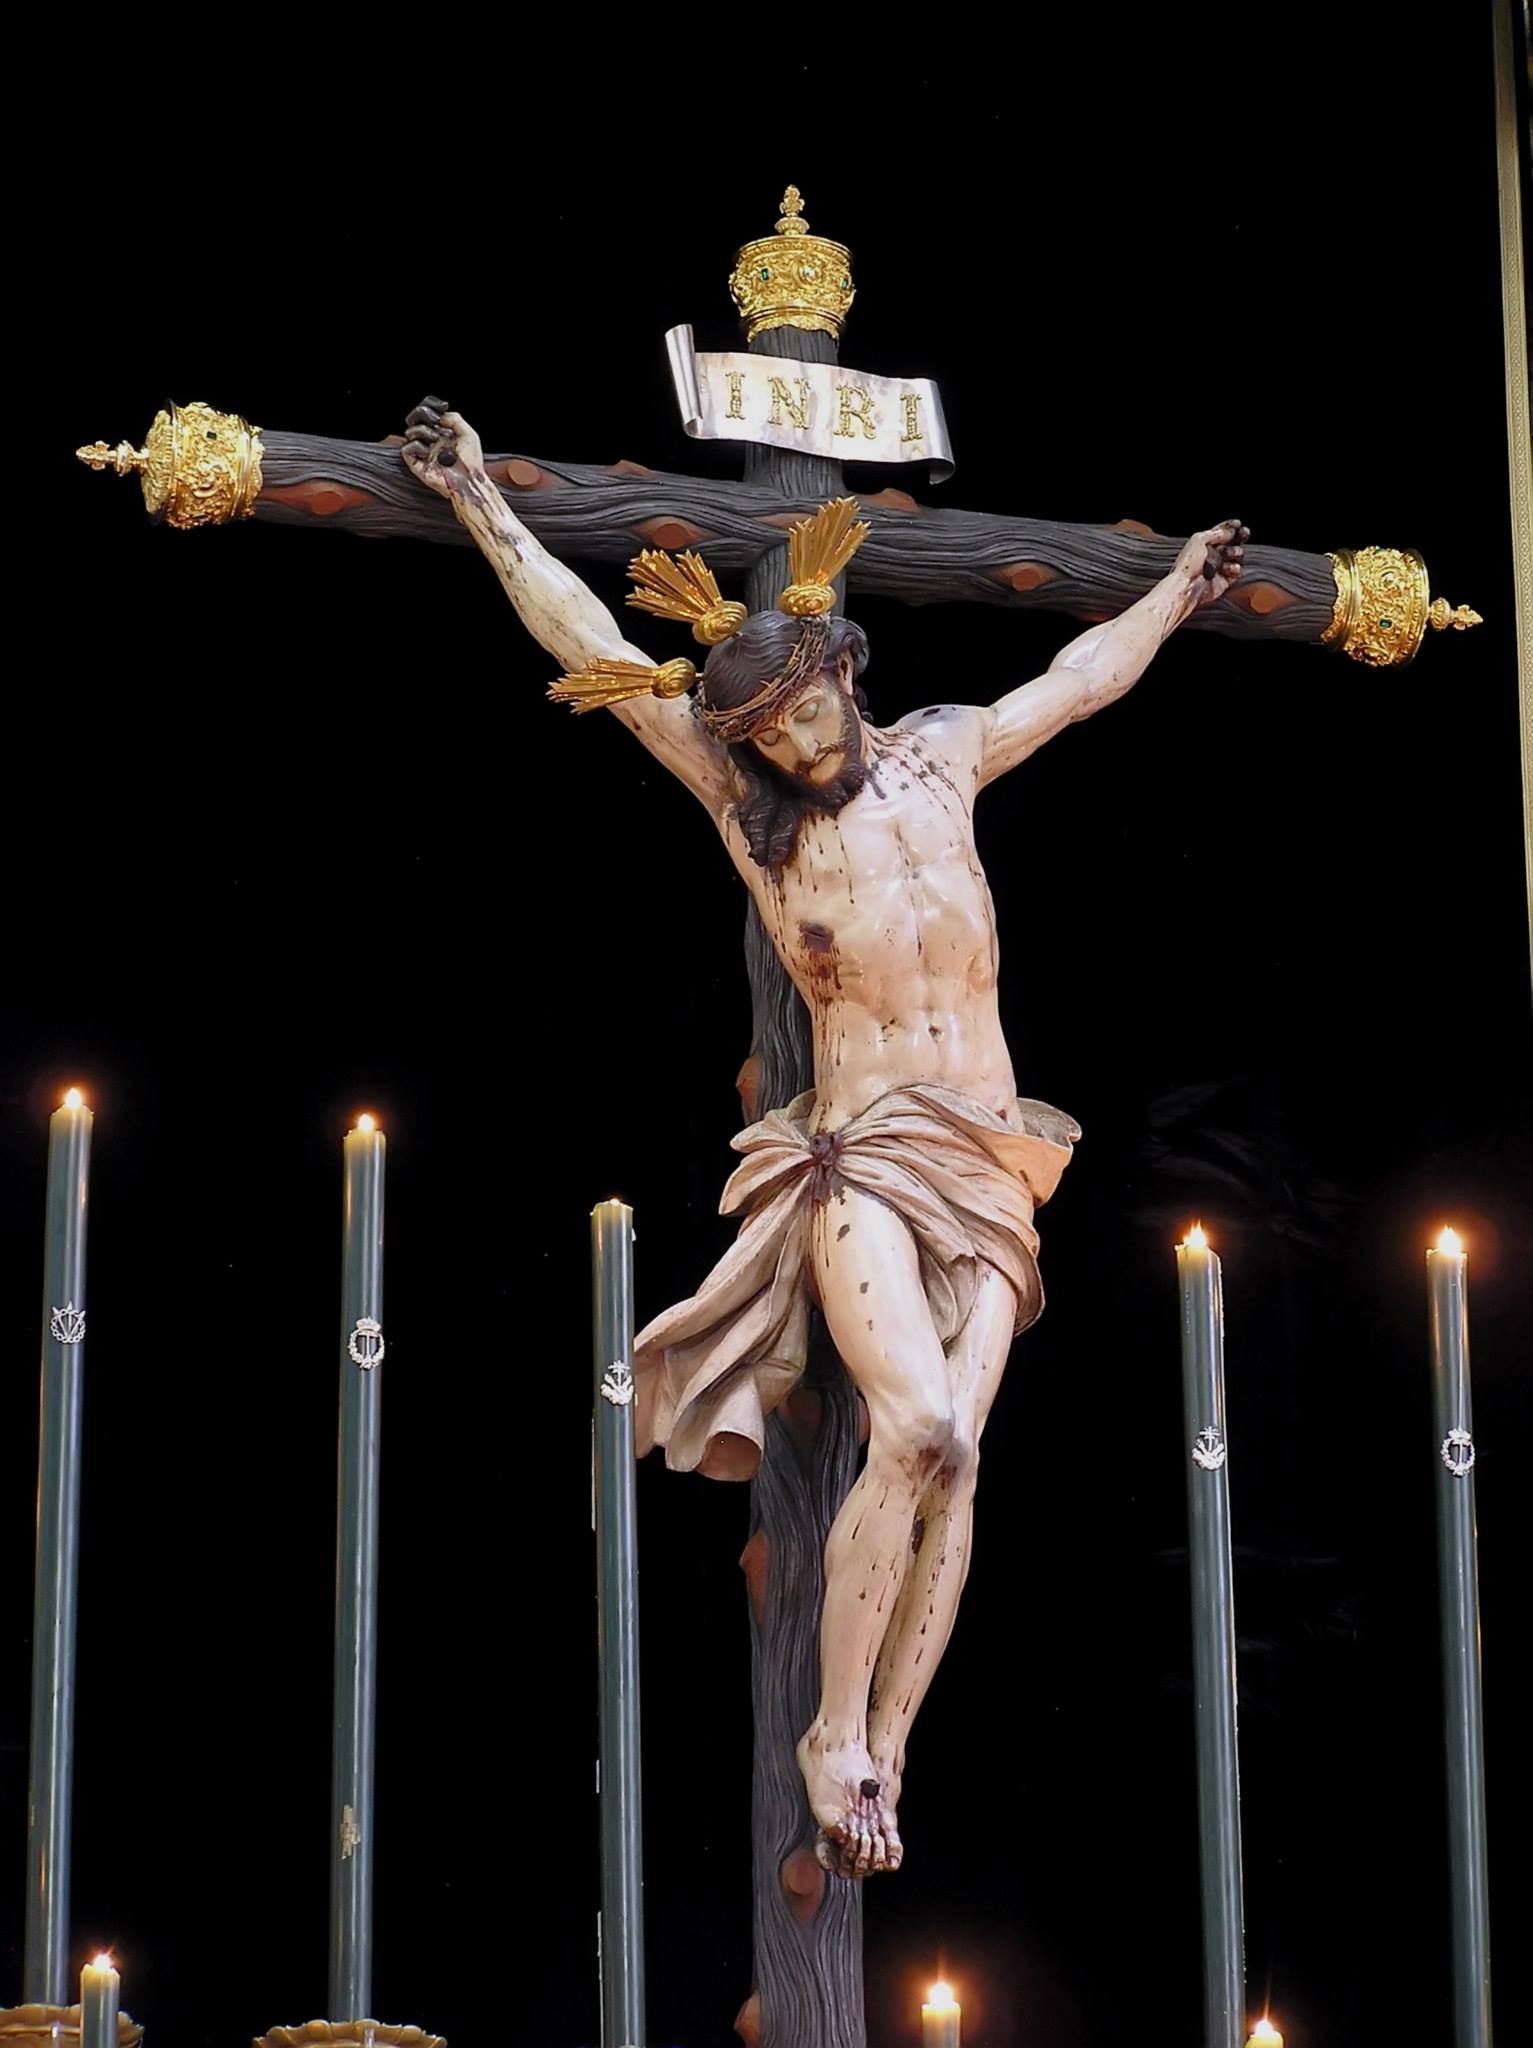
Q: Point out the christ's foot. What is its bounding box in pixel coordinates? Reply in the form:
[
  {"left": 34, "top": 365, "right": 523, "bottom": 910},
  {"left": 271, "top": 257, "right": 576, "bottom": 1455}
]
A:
[{"left": 796, "top": 1724, "right": 904, "bottom": 1877}]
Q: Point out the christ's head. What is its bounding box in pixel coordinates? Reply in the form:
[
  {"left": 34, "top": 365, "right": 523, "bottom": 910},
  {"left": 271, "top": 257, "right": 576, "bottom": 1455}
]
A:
[
  {"left": 700, "top": 611, "right": 871, "bottom": 869},
  {"left": 749, "top": 663, "right": 859, "bottom": 786}
]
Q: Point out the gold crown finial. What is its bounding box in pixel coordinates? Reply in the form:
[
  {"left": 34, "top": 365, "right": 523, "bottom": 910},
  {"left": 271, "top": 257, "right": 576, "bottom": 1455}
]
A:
[
  {"left": 730, "top": 186, "right": 855, "bottom": 342},
  {"left": 1427, "top": 596, "right": 1484, "bottom": 634},
  {"left": 1322, "top": 546, "right": 1484, "bottom": 666},
  {"left": 76, "top": 401, "right": 264, "bottom": 528},
  {"left": 77, "top": 437, "right": 152, "bottom": 479}
]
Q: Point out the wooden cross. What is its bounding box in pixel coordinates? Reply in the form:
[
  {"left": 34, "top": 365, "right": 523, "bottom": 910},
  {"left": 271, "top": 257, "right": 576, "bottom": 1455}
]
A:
[
  {"left": 76, "top": 193, "right": 1481, "bottom": 676},
  {"left": 76, "top": 186, "right": 1479, "bottom": 2048}
]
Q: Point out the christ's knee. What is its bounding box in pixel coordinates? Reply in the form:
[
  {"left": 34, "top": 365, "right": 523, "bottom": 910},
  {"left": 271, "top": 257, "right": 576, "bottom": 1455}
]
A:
[
  {"left": 913, "top": 1411, "right": 979, "bottom": 1510},
  {"left": 868, "top": 1391, "right": 955, "bottom": 1490}
]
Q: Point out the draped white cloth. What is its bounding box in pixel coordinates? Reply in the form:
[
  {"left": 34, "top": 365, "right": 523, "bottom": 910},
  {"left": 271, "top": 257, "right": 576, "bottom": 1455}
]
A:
[{"left": 634, "top": 1084, "right": 1079, "bottom": 1481}]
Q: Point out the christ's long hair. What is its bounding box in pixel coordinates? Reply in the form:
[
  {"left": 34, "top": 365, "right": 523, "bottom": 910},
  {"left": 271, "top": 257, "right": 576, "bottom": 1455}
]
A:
[{"left": 700, "top": 612, "right": 871, "bottom": 869}]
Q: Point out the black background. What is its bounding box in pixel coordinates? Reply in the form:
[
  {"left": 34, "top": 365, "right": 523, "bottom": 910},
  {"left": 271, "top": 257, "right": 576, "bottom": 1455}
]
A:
[{"left": 5, "top": 16, "right": 1530, "bottom": 2047}]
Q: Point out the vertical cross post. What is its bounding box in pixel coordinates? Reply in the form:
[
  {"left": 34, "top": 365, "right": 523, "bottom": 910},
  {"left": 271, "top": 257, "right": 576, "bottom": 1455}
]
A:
[{"left": 734, "top": 199, "right": 866, "bottom": 2048}]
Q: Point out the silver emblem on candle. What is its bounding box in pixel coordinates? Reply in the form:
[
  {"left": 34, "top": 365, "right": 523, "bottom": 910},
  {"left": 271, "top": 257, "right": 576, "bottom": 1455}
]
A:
[
  {"left": 49, "top": 1300, "right": 86, "bottom": 1345},
  {"left": 340, "top": 1804, "right": 361, "bottom": 1858},
  {"left": 347, "top": 1316, "right": 385, "bottom": 1369},
  {"left": 601, "top": 1359, "right": 635, "bottom": 1406},
  {"left": 1440, "top": 1427, "right": 1476, "bottom": 1476},
  {"left": 1191, "top": 1425, "right": 1227, "bottom": 1471}
]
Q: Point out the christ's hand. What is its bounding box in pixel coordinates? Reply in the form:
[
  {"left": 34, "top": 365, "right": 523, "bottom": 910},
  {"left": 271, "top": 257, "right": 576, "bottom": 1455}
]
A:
[
  {"left": 400, "top": 395, "right": 487, "bottom": 496},
  {"left": 1174, "top": 519, "right": 1249, "bottom": 605}
]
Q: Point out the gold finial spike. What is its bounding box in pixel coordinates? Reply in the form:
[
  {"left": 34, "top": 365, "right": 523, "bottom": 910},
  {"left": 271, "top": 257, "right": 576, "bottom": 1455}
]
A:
[
  {"left": 1428, "top": 596, "right": 1484, "bottom": 633},
  {"left": 74, "top": 402, "right": 264, "bottom": 527},
  {"left": 777, "top": 186, "right": 808, "bottom": 237},
  {"left": 76, "top": 437, "right": 150, "bottom": 478}
]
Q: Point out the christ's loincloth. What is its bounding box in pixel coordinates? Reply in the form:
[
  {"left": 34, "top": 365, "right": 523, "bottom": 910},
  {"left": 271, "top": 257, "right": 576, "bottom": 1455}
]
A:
[{"left": 634, "top": 1083, "right": 1080, "bottom": 1482}]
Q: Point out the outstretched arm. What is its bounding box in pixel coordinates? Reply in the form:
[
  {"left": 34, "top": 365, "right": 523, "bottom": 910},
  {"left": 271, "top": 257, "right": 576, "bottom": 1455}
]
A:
[
  {"left": 400, "top": 399, "right": 732, "bottom": 814},
  {"left": 975, "top": 520, "right": 1248, "bottom": 788}
]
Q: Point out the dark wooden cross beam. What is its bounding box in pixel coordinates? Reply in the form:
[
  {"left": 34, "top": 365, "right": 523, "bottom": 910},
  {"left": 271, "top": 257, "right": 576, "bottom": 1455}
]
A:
[{"left": 250, "top": 429, "right": 1341, "bottom": 640}]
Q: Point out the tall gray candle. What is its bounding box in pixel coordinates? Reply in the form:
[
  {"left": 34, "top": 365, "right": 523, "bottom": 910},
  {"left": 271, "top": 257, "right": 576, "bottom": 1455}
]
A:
[
  {"left": 80, "top": 1953, "right": 120, "bottom": 2048},
  {"left": 1176, "top": 1224, "right": 1246, "bottom": 2048},
  {"left": 1427, "top": 1227, "right": 1493, "bottom": 2048},
  {"left": 24, "top": 1087, "right": 93, "bottom": 2005},
  {"left": 592, "top": 1197, "right": 645, "bottom": 2048},
  {"left": 329, "top": 1112, "right": 386, "bottom": 2021}
]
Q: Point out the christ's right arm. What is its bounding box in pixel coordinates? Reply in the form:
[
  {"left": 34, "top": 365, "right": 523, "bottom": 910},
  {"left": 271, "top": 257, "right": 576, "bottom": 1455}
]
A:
[{"left": 400, "top": 400, "right": 733, "bottom": 815}]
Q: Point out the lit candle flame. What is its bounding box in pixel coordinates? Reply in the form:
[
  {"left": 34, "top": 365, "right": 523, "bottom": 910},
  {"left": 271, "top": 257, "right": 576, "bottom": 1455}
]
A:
[
  {"left": 925, "top": 1982, "right": 958, "bottom": 2011},
  {"left": 1248, "top": 2020, "right": 1283, "bottom": 2046},
  {"left": 356, "top": 1114, "right": 377, "bottom": 1134},
  {"left": 1435, "top": 1225, "right": 1462, "bottom": 1255},
  {"left": 89, "top": 1952, "right": 115, "bottom": 1971},
  {"left": 1183, "top": 1222, "right": 1208, "bottom": 1250},
  {"left": 64, "top": 1088, "right": 84, "bottom": 1110}
]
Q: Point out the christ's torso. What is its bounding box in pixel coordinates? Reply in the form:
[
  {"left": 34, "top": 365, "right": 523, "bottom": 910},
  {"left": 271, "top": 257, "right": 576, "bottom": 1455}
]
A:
[{"left": 723, "top": 721, "right": 1018, "bottom": 1129}]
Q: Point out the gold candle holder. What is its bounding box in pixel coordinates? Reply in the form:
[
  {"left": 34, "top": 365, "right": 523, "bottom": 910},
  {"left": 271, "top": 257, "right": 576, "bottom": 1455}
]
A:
[
  {"left": 255, "top": 2025, "right": 446, "bottom": 2048},
  {"left": 0, "top": 2006, "right": 142, "bottom": 2048},
  {"left": 76, "top": 401, "right": 264, "bottom": 528}
]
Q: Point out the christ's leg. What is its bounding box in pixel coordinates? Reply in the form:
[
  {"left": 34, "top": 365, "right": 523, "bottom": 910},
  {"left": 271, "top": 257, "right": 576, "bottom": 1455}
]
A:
[
  {"left": 866, "top": 1264, "right": 1017, "bottom": 1830},
  {"left": 797, "top": 1183, "right": 954, "bottom": 1877}
]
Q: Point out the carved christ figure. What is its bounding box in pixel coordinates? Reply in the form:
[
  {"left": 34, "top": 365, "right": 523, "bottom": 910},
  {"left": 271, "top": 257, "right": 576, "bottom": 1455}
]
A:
[{"left": 401, "top": 399, "right": 1248, "bottom": 1879}]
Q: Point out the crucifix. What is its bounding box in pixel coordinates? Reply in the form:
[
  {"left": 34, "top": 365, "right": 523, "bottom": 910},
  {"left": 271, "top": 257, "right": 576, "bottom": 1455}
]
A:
[{"left": 79, "top": 186, "right": 1480, "bottom": 2048}]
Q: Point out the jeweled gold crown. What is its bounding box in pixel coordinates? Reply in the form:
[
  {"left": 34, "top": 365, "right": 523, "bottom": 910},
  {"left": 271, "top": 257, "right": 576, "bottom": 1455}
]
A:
[
  {"left": 76, "top": 401, "right": 263, "bottom": 529},
  {"left": 728, "top": 187, "right": 855, "bottom": 342},
  {"left": 1322, "top": 546, "right": 1483, "bottom": 667}
]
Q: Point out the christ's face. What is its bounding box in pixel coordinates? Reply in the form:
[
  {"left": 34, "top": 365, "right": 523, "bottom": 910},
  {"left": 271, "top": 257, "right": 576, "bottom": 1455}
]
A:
[{"left": 749, "top": 654, "right": 858, "bottom": 786}]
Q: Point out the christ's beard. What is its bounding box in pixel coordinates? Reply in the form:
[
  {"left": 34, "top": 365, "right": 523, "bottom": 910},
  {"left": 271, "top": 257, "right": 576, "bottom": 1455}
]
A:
[{"left": 797, "top": 758, "right": 868, "bottom": 812}]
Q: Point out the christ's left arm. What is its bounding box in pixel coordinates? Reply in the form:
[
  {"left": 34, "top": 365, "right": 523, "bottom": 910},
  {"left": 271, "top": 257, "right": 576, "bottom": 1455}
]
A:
[{"left": 973, "top": 520, "right": 1248, "bottom": 789}]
